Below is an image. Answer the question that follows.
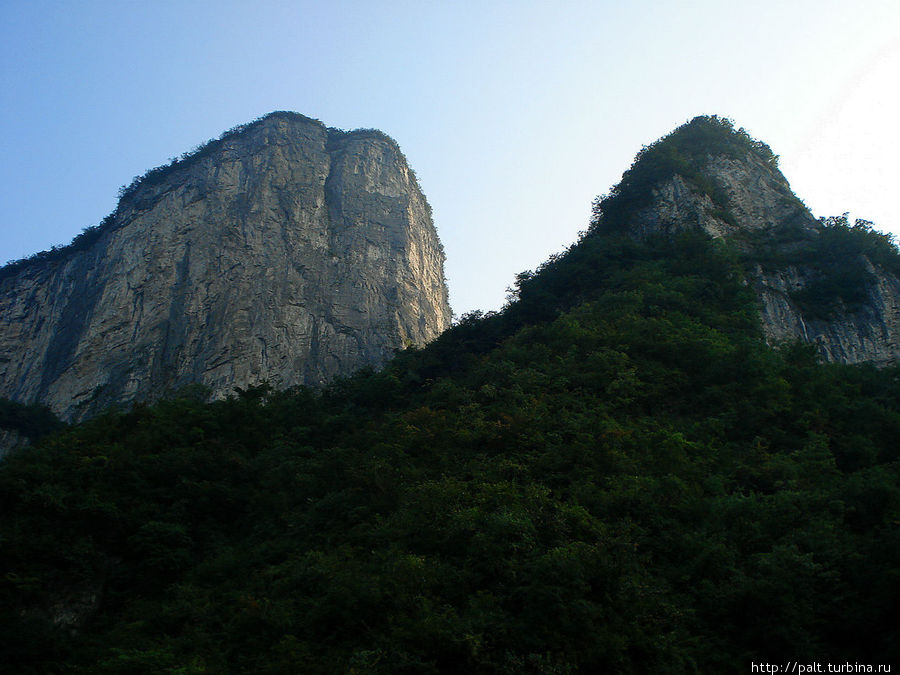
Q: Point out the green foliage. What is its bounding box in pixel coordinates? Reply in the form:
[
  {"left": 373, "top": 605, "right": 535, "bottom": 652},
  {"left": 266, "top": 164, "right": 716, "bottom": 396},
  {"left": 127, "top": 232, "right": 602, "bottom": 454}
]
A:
[
  {"left": 1, "top": 113, "right": 898, "bottom": 668},
  {"left": 592, "top": 115, "right": 780, "bottom": 232},
  {"left": 746, "top": 213, "right": 900, "bottom": 319},
  {"left": 0, "top": 397, "right": 66, "bottom": 440},
  {"left": 2, "top": 228, "right": 899, "bottom": 671}
]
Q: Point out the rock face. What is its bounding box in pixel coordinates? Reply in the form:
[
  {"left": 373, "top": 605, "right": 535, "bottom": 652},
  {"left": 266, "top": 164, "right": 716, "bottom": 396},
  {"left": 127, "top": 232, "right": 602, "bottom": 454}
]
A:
[
  {"left": 595, "top": 116, "right": 900, "bottom": 365},
  {"left": 751, "top": 259, "right": 900, "bottom": 365},
  {"left": 0, "top": 112, "right": 451, "bottom": 421}
]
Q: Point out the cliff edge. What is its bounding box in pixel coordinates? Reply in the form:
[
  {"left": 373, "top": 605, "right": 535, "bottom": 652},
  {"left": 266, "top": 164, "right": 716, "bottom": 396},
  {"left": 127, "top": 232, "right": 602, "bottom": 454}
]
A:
[
  {"left": 591, "top": 115, "right": 900, "bottom": 365},
  {"left": 0, "top": 112, "right": 452, "bottom": 421}
]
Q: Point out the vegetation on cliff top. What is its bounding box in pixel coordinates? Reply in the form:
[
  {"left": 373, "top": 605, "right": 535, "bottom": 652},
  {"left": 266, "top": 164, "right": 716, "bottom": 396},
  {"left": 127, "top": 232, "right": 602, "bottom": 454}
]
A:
[
  {"left": 0, "top": 111, "right": 412, "bottom": 282},
  {"left": 2, "top": 223, "right": 899, "bottom": 672},
  {"left": 0, "top": 398, "right": 65, "bottom": 442},
  {"left": 591, "top": 115, "right": 781, "bottom": 232},
  {"left": 2, "top": 116, "right": 899, "bottom": 671},
  {"left": 748, "top": 214, "right": 900, "bottom": 319},
  {"left": 588, "top": 115, "right": 900, "bottom": 321}
]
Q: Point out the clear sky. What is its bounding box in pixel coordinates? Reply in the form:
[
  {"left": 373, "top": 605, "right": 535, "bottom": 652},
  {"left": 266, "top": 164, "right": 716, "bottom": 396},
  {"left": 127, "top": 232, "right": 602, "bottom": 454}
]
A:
[{"left": 2, "top": 0, "right": 898, "bottom": 316}]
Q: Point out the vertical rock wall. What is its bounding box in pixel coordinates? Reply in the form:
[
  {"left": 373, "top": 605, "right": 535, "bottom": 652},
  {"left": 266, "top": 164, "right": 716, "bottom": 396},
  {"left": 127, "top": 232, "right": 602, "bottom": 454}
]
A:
[
  {"left": 610, "top": 127, "right": 900, "bottom": 365},
  {"left": 0, "top": 112, "right": 451, "bottom": 421}
]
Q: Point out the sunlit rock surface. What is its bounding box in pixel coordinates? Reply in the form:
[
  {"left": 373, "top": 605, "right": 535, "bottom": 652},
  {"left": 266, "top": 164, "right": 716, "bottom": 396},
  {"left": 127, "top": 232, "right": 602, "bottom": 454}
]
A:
[
  {"left": 0, "top": 112, "right": 451, "bottom": 421},
  {"left": 612, "top": 130, "right": 900, "bottom": 365}
]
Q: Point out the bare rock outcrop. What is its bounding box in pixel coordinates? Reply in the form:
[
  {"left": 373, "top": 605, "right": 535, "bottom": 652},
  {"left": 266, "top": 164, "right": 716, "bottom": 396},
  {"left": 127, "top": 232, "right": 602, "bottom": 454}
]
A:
[
  {"left": 0, "top": 112, "right": 451, "bottom": 421},
  {"left": 751, "top": 258, "right": 900, "bottom": 366},
  {"left": 595, "top": 116, "right": 900, "bottom": 365}
]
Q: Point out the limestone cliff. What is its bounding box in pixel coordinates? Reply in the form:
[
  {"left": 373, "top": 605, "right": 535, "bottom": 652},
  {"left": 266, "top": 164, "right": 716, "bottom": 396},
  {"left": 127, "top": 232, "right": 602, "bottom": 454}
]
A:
[
  {"left": 593, "top": 115, "right": 900, "bottom": 365},
  {"left": 0, "top": 112, "right": 451, "bottom": 421}
]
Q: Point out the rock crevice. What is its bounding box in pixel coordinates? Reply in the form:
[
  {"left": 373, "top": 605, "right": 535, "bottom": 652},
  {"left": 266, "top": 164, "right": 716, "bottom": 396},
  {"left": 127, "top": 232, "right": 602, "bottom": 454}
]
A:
[
  {"left": 0, "top": 112, "right": 451, "bottom": 421},
  {"left": 596, "top": 117, "right": 900, "bottom": 366}
]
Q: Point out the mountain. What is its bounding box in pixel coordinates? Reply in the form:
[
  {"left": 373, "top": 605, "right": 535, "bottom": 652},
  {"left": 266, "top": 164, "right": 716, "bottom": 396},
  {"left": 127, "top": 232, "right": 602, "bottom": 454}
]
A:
[
  {"left": 0, "top": 112, "right": 451, "bottom": 422},
  {"left": 2, "top": 116, "right": 899, "bottom": 672},
  {"left": 589, "top": 115, "right": 900, "bottom": 365}
]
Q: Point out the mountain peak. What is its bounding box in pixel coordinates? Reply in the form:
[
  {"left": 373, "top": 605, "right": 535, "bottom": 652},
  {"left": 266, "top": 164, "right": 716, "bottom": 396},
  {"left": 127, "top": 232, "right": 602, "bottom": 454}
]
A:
[
  {"left": 591, "top": 115, "right": 809, "bottom": 239},
  {"left": 0, "top": 113, "right": 451, "bottom": 421},
  {"left": 575, "top": 116, "right": 900, "bottom": 366},
  {"left": 656, "top": 115, "right": 778, "bottom": 163}
]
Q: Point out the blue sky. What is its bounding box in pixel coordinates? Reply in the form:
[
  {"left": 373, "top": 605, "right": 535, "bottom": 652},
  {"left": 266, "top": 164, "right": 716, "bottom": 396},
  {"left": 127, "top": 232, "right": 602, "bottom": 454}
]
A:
[{"left": 2, "top": 0, "right": 898, "bottom": 315}]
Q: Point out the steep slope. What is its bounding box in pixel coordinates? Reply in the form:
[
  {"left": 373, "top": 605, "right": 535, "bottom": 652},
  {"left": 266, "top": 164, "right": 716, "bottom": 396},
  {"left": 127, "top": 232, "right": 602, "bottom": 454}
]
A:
[
  {"left": 3, "top": 211, "right": 898, "bottom": 672},
  {"left": 591, "top": 115, "right": 900, "bottom": 365},
  {"left": 3, "top": 118, "right": 899, "bottom": 673},
  {"left": 0, "top": 112, "right": 451, "bottom": 421}
]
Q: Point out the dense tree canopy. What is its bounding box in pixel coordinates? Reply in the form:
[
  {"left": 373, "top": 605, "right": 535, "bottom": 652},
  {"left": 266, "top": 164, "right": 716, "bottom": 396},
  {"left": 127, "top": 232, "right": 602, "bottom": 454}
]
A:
[
  {"left": 591, "top": 116, "right": 783, "bottom": 233},
  {"left": 2, "top": 220, "right": 898, "bottom": 672}
]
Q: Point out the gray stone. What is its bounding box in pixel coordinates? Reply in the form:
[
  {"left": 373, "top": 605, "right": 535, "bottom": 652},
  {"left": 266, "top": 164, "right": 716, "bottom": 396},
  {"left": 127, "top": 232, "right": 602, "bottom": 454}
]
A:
[
  {"left": 0, "top": 112, "right": 451, "bottom": 421},
  {"left": 620, "top": 150, "right": 900, "bottom": 365}
]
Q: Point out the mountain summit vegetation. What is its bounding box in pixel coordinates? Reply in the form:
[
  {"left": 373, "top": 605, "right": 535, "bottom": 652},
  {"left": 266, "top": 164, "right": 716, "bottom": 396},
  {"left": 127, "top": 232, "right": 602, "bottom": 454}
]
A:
[{"left": 2, "top": 116, "right": 899, "bottom": 673}]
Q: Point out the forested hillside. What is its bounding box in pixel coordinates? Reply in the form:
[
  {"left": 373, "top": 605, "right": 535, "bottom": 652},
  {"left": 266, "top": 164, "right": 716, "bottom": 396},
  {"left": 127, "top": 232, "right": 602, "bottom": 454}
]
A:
[{"left": 2, "top": 119, "right": 899, "bottom": 673}]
